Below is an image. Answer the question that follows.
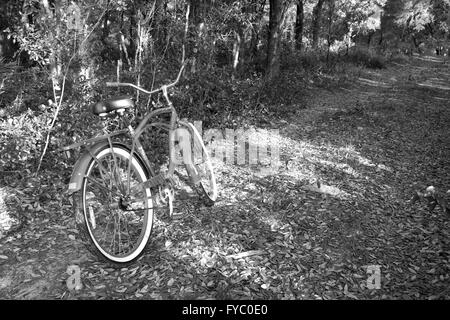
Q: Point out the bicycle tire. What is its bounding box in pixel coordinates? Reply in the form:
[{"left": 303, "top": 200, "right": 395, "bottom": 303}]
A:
[
  {"left": 72, "top": 143, "right": 154, "bottom": 265},
  {"left": 183, "top": 122, "right": 218, "bottom": 206}
]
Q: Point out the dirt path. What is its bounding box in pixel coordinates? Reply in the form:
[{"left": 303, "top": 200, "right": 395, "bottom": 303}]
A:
[{"left": 0, "top": 55, "right": 449, "bottom": 300}]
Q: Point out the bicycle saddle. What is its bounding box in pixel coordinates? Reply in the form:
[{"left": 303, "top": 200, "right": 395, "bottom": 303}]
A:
[{"left": 92, "top": 96, "right": 134, "bottom": 116}]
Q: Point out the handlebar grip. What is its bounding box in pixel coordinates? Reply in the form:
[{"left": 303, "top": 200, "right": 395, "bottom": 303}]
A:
[{"left": 106, "top": 82, "right": 120, "bottom": 87}]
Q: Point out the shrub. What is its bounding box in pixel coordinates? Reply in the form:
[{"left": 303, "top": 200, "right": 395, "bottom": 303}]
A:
[
  {"left": 388, "top": 53, "right": 410, "bottom": 65},
  {"left": 0, "top": 108, "right": 50, "bottom": 171},
  {"left": 344, "top": 47, "right": 386, "bottom": 69}
]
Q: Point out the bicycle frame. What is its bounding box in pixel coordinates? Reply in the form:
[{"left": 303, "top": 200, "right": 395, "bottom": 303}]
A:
[{"left": 61, "top": 80, "right": 199, "bottom": 197}]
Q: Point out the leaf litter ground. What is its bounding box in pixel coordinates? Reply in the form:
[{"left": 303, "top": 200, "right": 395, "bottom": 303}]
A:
[{"left": 0, "top": 55, "right": 449, "bottom": 299}]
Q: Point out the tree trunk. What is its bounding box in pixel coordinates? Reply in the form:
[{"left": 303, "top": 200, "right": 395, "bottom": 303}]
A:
[
  {"left": 102, "top": 5, "right": 110, "bottom": 44},
  {"left": 367, "top": 31, "right": 373, "bottom": 47},
  {"left": 248, "top": 1, "right": 265, "bottom": 63},
  {"left": 188, "top": 0, "right": 201, "bottom": 73},
  {"left": 151, "top": 0, "right": 165, "bottom": 43},
  {"left": 266, "top": 0, "right": 286, "bottom": 80},
  {"left": 0, "top": 32, "right": 19, "bottom": 62},
  {"left": 188, "top": 0, "right": 213, "bottom": 72},
  {"left": 294, "top": 0, "right": 304, "bottom": 50},
  {"left": 189, "top": 0, "right": 202, "bottom": 26},
  {"left": 312, "top": 0, "right": 325, "bottom": 49},
  {"left": 42, "top": 0, "right": 61, "bottom": 100},
  {"left": 154, "top": 0, "right": 165, "bottom": 17},
  {"left": 129, "top": 6, "right": 136, "bottom": 60},
  {"left": 326, "top": 0, "right": 334, "bottom": 64}
]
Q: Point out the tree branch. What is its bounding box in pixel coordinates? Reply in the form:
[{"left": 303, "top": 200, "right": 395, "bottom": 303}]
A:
[{"left": 36, "top": 7, "right": 108, "bottom": 174}]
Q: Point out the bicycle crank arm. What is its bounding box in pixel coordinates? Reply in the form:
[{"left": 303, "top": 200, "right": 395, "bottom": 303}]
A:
[
  {"left": 138, "top": 173, "right": 177, "bottom": 189},
  {"left": 109, "top": 199, "right": 172, "bottom": 212}
]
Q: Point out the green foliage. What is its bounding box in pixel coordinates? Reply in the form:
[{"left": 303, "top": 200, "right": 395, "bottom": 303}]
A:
[
  {"left": 336, "top": 0, "right": 387, "bottom": 34},
  {"left": 0, "top": 0, "right": 448, "bottom": 175},
  {"left": 0, "top": 65, "right": 104, "bottom": 172},
  {"left": 175, "top": 68, "right": 262, "bottom": 128},
  {"left": 283, "top": 45, "right": 386, "bottom": 73},
  {"left": 291, "top": 50, "right": 324, "bottom": 72},
  {"left": 345, "top": 47, "right": 386, "bottom": 69},
  {"left": 0, "top": 66, "right": 53, "bottom": 113},
  {"left": 395, "top": 0, "right": 435, "bottom": 32},
  {"left": 0, "top": 106, "right": 51, "bottom": 171},
  {"left": 384, "top": 0, "right": 450, "bottom": 52},
  {"left": 0, "top": 59, "right": 17, "bottom": 101}
]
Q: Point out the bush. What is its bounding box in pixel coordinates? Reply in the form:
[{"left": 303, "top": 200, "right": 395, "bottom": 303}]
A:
[
  {"left": 299, "top": 51, "right": 324, "bottom": 72},
  {"left": 281, "top": 45, "right": 387, "bottom": 72},
  {"left": 0, "top": 65, "right": 109, "bottom": 173},
  {"left": 344, "top": 47, "right": 386, "bottom": 69},
  {"left": 281, "top": 49, "right": 323, "bottom": 73},
  {"left": 175, "top": 68, "right": 257, "bottom": 128},
  {"left": 0, "top": 108, "right": 50, "bottom": 171},
  {"left": 388, "top": 53, "right": 410, "bottom": 65}
]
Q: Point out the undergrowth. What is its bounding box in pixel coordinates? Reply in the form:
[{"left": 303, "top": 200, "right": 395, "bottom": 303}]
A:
[{"left": 0, "top": 49, "right": 403, "bottom": 175}]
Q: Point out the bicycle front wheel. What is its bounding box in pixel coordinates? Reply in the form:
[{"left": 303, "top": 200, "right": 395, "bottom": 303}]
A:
[
  {"left": 184, "top": 122, "right": 218, "bottom": 206},
  {"left": 73, "top": 144, "right": 153, "bottom": 265}
]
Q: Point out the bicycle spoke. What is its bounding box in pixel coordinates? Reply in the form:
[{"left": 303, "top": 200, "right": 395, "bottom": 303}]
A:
[
  {"left": 102, "top": 214, "right": 114, "bottom": 249},
  {"left": 73, "top": 69, "right": 222, "bottom": 264},
  {"left": 105, "top": 157, "right": 119, "bottom": 194},
  {"left": 85, "top": 176, "right": 122, "bottom": 198},
  {"left": 89, "top": 150, "right": 122, "bottom": 196},
  {"left": 117, "top": 213, "right": 122, "bottom": 255},
  {"left": 122, "top": 215, "right": 132, "bottom": 251},
  {"left": 115, "top": 153, "right": 127, "bottom": 195},
  {"left": 110, "top": 213, "right": 119, "bottom": 254},
  {"left": 78, "top": 142, "right": 155, "bottom": 263}
]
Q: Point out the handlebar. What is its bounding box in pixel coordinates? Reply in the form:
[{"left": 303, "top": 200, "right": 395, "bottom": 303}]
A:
[{"left": 106, "top": 60, "right": 187, "bottom": 95}]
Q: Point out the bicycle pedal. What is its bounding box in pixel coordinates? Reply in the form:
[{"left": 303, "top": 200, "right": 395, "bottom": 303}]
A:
[{"left": 171, "top": 211, "right": 184, "bottom": 220}]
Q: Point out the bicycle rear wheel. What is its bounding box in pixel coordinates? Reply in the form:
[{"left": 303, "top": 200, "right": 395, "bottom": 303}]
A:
[
  {"left": 73, "top": 144, "right": 153, "bottom": 265},
  {"left": 184, "top": 123, "right": 218, "bottom": 206}
]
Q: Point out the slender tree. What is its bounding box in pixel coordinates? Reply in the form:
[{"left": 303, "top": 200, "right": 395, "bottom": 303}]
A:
[
  {"left": 295, "top": 0, "right": 304, "bottom": 50},
  {"left": 189, "top": 0, "right": 202, "bottom": 26},
  {"left": 326, "top": 0, "right": 335, "bottom": 62},
  {"left": 312, "top": 0, "right": 325, "bottom": 49},
  {"left": 266, "top": 0, "right": 288, "bottom": 80}
]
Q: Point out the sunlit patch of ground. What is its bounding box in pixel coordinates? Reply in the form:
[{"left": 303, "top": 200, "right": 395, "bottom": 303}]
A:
[
  {"left": 0, "top": 187, "right": 20, "bottom": 240},
  {"left": 0, "top": 55, "right": 449, "bottom": 300},
  {"left": 417, "top": 81, "right": 450, "bottom": 91},
  {"left": 357, "top": 77, "right": 392, "bottom": 88}
]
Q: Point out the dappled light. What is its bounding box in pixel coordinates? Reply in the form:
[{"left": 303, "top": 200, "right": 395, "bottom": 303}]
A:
[
  {"left": 1, "top": 0, "right": 450, "bottom": 303},
  {"left": 417, "top": 81, "right": 450, "bottom": 91},
  {"left": 357, "top": 77, "right": 392, "bottom": 88}
]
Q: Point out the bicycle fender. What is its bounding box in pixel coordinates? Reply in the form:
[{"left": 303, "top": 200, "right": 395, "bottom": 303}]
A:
[
  {"left": 67, "top": 141, "right": 112, "bottom": 195},
  {"left": 67, "top": 141, "right": 151, "bottom": 195}
]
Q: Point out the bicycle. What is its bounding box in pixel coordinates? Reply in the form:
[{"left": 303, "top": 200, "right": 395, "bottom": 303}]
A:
[{"left": 60, "top": 61, "right": 218, "bottom": 266}]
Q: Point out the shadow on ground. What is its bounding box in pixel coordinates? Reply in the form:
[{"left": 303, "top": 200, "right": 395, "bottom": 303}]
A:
[{"left": 0, "top": 55, "right": 449, "bottom": 300}]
